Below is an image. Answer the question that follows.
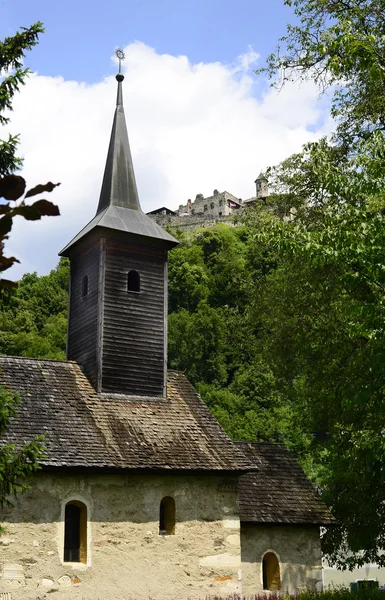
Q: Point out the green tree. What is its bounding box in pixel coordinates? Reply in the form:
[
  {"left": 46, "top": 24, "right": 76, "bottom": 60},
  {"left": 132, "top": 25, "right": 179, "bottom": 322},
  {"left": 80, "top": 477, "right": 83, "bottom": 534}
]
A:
[
  {"left": 261, "top": 0, "right": 385, "bottom": 146},
  {"left": 0, "top": 386, "right": 45, "bottom": 504},
  {"left": 0, "top": 258, "right": 69, "bottom": 359},
  {"left": 0, "top": 23, "right": 56, "bottom": 504},
  {"left": 0, "top": 22, "right": 60, "bottom": 290},
  {"left": 167, "top": 223, "right": 298, "bottom": 447},
  {"left": 253, "top": 192, "right": 385, "bottom": 566}
]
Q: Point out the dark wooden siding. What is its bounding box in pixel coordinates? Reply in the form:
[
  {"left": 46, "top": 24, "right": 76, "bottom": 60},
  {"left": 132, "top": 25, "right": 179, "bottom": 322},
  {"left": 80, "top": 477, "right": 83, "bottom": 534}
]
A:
[
  {"left": 101, "top": 238, "right": 166, "bottom": 396},
  {"left": 67, "top": 241, "right": 101, "bottom": 390}
]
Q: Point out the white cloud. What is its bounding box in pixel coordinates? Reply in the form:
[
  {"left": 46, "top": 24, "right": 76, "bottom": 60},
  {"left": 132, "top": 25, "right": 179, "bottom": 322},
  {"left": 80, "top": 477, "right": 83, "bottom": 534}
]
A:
[{"left": 3, "top": 41, "right": 331, "bottom": 278}]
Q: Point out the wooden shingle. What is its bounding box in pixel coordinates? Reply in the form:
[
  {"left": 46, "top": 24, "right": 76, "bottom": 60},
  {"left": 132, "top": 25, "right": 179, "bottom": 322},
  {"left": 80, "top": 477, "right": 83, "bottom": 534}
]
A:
[{"left": 237, "top": 442, "right": 335, "bottom": 525}]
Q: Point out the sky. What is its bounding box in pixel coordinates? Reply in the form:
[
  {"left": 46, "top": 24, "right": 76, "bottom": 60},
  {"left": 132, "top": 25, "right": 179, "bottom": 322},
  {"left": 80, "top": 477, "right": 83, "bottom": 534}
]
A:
[{"left": 1, "top": 0, "right": 332, "bottom": 278}]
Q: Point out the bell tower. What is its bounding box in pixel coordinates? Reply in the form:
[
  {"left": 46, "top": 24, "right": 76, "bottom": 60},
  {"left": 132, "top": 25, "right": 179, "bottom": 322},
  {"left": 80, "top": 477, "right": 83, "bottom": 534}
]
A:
[{"left": 60, "top": 55, "right": 178, "bottom": 397}]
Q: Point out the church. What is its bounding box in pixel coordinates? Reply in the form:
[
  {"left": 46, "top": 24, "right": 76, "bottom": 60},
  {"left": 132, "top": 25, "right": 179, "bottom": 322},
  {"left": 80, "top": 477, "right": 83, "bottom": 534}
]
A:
[{"left": 0, "top": 65, "right": 333, "bottom": 600}]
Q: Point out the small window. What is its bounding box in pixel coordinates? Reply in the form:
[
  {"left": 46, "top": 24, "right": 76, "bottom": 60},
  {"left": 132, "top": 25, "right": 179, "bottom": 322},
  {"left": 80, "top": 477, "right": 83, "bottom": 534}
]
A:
[
  {"left": 219, "top": 211, "right": 222, "bottom": 216},
  {"left": 127, "top": 270, "right": 140, "bottom": 293},
  {"left": 81, "top": 275, "right": 88, "bottom": 298},
  {"left": 159, "top": 496, "right": 175, "bottom": 535},
  {"left": 262, "top": 552, "right": 281, "bottom": 591},
  {"left": 64, "top": 501, "right": 87, "bottom": 563},
  {"left": 204, "top": 204, "right": 208, "bottom": 211},
  {"left": 219, "top": 199, "right": 223, "bottom": 206},
  {"left": 210, "top": 202, "right": 214, "bottom": 209}
]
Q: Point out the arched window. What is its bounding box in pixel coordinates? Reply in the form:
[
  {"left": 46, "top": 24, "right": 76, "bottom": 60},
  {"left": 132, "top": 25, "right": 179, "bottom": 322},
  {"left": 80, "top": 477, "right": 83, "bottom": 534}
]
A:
[
  {"left": 262, "top": 552, "right": 281, "bottom": 591},
  {"left": 159, "top": 496, "right": 175, "bottom": 535},
  {"left": 81, "top": 275, "right": 88, "bottom": 298},
  {"left": 127, "top": 270, "right": 140, "bottom": 293},
  {"left": 64, "top": 501, "right": 87, "bottom": 563}
]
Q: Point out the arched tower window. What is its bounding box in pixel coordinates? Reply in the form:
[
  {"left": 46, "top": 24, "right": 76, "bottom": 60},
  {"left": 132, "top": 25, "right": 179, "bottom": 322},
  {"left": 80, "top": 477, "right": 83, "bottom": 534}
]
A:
[
  {"left": 81, "top": 275, "right": 88, "bottom": 297},
  {"left": 64, "top": 501, "right": 87, "bottom": 563},
  {"left": 159, "top": 496, "right": 175, "bottom": 535},
  {"left": 127, "top": 270, "right": 140, "bottom": 293},
  {"left": 262, "top": 551, "right": 281, "bottom": 591}
]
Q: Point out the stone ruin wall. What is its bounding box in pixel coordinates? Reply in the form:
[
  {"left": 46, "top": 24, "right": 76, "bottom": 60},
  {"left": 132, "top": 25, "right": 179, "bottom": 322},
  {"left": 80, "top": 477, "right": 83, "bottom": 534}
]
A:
[{"left": 151, "top": 211, "right": 237, "bottom": 232}]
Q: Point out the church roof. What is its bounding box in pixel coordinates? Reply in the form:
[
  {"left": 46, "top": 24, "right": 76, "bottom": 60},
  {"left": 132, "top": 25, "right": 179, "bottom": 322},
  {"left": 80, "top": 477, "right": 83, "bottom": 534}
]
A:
[
  {"left": 0, "top": 356, "right": 253, "bottom": 473},
  {"left": 60, "top": 73, "right": 178, "bottom": 256},
  {"left": 237, "top": 442, "right": 335, "bottom": 525}
]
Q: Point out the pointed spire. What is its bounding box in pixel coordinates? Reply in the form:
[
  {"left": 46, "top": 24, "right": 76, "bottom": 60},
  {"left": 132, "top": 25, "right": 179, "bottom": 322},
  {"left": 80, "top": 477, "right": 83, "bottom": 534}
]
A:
[{"left": 96, "top": 60, "right": 141, "bottom": 215}]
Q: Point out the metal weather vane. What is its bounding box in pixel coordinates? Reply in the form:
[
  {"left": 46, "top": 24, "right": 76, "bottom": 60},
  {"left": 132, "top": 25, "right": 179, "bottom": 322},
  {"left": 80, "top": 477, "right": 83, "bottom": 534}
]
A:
[{"left": 115, "top": 48, "right": 125, "bottom": 74}]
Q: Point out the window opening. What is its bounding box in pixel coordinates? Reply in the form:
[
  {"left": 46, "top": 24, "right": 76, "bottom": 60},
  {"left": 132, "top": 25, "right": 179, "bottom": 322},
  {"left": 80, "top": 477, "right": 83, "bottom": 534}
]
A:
[
  {"left": 159, "top": 496, "right": 175, "bottom": 535},
  {"left": 204, "top": 204, "right": 208, "bottom": 211},
  {"left": 64, "top": 501, "right": 87, "bottom": 563},
  {"left": 210, "top": 202, "right": 214, "bottom": 209},
  {"left": 262, "top": 552, "right": 281, "bottom": 591},
  {"left": 82, "top": 275, "right": 88, "bottom": 298},
  {"left": 127, "top": 270, "right": 140, "bottom": 293}
]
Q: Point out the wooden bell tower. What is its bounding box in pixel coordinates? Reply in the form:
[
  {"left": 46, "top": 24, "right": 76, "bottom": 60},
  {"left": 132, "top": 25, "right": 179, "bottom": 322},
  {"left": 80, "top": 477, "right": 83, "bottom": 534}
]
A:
[{"left": 60, "top": 59, "right": 178, "bottom": 398}]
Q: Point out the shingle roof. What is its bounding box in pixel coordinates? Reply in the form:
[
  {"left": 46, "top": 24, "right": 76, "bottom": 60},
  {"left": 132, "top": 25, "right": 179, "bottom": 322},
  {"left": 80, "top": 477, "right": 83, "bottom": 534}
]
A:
[
  {"left": 237, "top": 442, "right": 335, "bottom": 525},
  {"left": 0, "top": 356, "right": 252, "bottom": 472}
]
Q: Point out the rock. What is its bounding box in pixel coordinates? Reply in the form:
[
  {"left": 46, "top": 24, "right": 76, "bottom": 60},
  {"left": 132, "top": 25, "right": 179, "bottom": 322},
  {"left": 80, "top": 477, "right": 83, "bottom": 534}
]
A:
[
  {"left": 58, "top": 575, "right": 71, "bottom": 587},
  {"left": 0, "top": 538, "right": 10, "bottom": 546}
]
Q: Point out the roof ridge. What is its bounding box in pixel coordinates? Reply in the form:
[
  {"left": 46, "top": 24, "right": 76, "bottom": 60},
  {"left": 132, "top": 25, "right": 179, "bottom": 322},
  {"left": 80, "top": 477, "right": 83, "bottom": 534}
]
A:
[{"left": 0, "top": 355, "right": 77, "bottom": 365}]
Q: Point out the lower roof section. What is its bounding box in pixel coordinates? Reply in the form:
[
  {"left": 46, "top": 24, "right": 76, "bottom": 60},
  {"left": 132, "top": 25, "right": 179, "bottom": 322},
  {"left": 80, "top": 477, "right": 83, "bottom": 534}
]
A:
[{"left": 237, "top": 442, "right": 335, "bottom": 525}]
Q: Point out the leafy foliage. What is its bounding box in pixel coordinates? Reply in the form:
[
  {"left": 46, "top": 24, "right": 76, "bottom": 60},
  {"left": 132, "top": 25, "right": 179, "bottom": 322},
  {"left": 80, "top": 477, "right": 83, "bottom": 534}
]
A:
[
  {"left": 0, "top": 23, "right": 60, "bottom": 289},
  {"left": 167, "top": 224, "right": 306, "bottom": 449},
  {"left": 0, "top": 258, "right": 69, "bottom": 359},
  {"left": 0, "top": 22, "right": 56, "bottom": 504},
  {"left": 0, "top": 385, "right": 45, "bottom": 503},
  {"left": 259, "top": 0, "right": 385, "bottom": 146},
  {"left": 254, "top": 197, "right": 385, "bottom": 567}
]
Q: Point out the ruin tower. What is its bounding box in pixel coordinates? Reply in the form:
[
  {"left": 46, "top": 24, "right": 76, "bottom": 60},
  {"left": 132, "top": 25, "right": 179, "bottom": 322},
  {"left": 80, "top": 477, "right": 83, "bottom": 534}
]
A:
[
  {"left": 255, "top": 173, "right": 269, "bottom": 201},
  {"left": 60, "top": 69, "right": 178, "bottom": 398}
]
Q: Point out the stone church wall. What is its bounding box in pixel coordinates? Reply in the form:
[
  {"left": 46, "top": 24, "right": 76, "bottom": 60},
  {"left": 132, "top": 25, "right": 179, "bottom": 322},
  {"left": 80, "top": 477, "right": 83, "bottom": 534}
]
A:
[
  {"left": 241, "top": 523, "right": 323, "bottom": 596},
  {"left": 0, "top": 471, "right": 241, "bottom": 600}
]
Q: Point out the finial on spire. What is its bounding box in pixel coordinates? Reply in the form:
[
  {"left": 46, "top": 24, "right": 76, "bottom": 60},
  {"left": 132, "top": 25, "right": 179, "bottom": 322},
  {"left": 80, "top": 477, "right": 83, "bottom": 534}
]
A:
[{"left": 115, "top": 48, "right": 125, "bottom": 82}]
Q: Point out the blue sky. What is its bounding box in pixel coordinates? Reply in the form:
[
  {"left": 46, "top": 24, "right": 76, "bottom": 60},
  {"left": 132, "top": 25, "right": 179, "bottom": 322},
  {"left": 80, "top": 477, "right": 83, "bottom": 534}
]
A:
[
  {"left": 1, "top": 1, "right": 330, "bottom": 278},
  {"left": 2, "top": 0, "right": 292, "bottom": 83}
]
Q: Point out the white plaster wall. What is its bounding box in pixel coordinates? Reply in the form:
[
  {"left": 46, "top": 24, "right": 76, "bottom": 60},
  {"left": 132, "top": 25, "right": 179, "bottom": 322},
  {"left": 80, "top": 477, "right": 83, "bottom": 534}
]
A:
[
  {"left": 0, "top": 472, "right": 241, "bottom": 600},
  {"left": 241, "top": 524, "right": 323, "bottom": 596}
]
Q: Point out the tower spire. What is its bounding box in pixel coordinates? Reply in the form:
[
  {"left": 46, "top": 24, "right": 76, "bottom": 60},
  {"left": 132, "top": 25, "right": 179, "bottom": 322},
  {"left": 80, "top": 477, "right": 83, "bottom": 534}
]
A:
[{"left": 96, "top": 48, "right": 141, "bottom": 214}]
